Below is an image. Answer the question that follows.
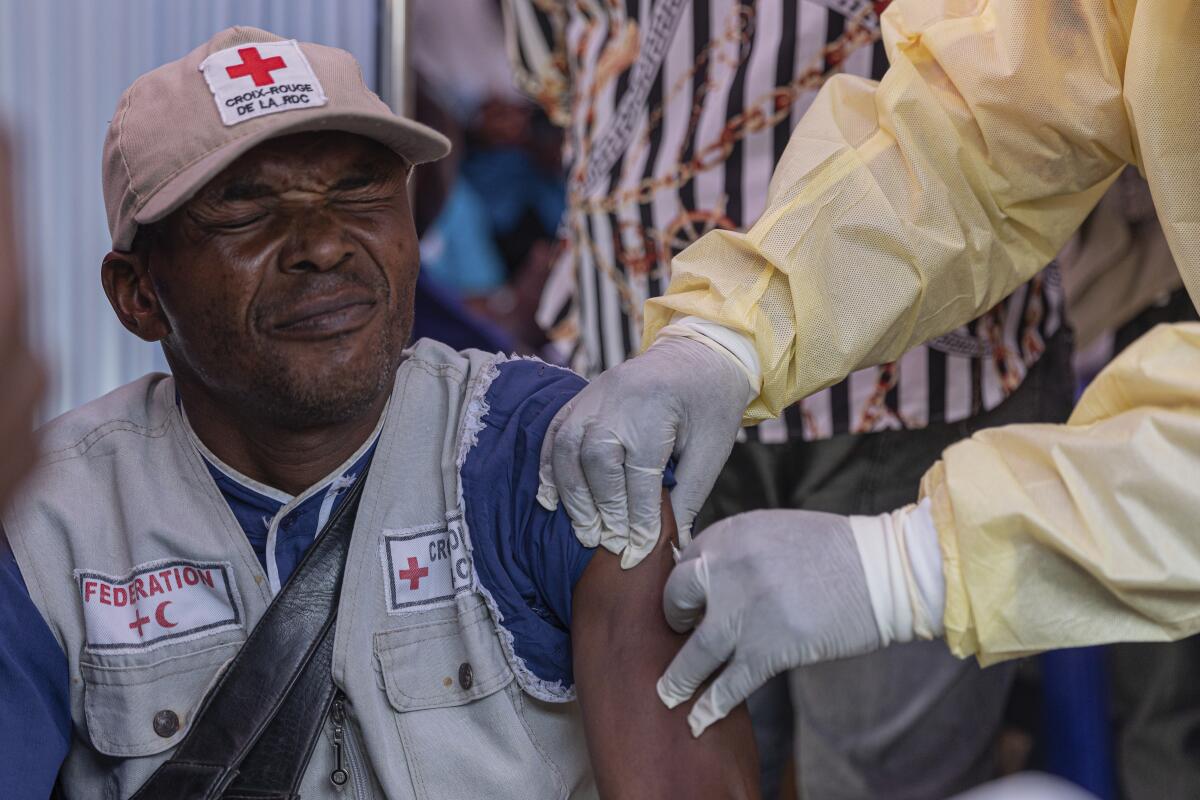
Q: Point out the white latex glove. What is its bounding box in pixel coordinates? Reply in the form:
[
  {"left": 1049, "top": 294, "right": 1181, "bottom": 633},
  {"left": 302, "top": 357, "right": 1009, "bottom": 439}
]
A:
[
  {"left": 537, "top": 333, "right": 751, "bottom": 568},
  {"left": 657, "top": 502, "right": 946, "bottom": 736}
]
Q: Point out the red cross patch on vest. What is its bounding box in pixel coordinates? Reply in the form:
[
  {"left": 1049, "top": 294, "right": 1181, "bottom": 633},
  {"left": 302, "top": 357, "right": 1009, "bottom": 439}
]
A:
[{"left": 381, "top": 519, "right": 473, "bottom": 614}]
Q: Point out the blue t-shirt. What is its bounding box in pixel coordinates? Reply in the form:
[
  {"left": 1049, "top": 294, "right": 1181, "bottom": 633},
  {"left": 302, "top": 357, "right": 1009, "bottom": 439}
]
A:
[
  {"left": 202, "top": 444, "right": 377, "bottom": 594},
  {"left": 0, "top": 358, "right": 595, "bottom": 797}
]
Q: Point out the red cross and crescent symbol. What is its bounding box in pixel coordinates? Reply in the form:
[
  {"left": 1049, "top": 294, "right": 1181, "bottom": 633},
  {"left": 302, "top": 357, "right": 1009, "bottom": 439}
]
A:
[
  {"left": 129, "top": 612, "right": 151, "bottom": 637},
  {"left": 128, "top": 601, "right": 177, "bottom": 638},
  {"left": 397, "top": 557, "right": 429, "bottom": 591},
  {"left": 155, "top": 600, "right": 178, "bottom": 629},
  {"left": 226, "top": 47, "right": 287, "bottom": 87}
]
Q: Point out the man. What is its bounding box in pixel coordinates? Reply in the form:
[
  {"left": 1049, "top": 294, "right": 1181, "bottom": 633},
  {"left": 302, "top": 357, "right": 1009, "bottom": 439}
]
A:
[
  {"left": 531, "top": 0, "right": 1200, "bottom": 743},
  {"left": 504, "top": 2, "right": 1070, "bottom": 796},
  {"left": 0, "top": 28, "right": 757, "bottom": 799}
]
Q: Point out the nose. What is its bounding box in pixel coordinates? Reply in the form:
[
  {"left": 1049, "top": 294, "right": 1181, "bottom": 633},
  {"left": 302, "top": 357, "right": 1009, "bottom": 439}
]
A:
[{"left": 278, "top": 209, "right": 354, "bottom": 273}]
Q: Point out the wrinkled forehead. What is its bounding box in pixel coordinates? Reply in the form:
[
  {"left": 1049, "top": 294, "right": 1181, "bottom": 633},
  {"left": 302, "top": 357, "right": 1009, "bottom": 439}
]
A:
[{"left": 195, "top": 130, "right": 409, "bottom": 203}]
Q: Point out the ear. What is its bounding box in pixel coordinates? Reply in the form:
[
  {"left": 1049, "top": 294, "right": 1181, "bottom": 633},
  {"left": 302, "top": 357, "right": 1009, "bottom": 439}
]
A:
[{"left": 101, "top": 250, "right": 172, "bottom": 342}]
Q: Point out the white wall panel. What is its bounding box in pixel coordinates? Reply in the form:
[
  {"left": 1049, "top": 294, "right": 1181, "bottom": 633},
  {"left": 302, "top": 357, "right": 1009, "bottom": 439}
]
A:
[{"left": 0, "top": 0, "right": 379, "bottom": 418}]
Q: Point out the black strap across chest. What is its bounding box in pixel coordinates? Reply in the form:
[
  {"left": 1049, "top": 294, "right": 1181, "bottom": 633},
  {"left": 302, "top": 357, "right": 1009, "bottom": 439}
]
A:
[{"left": 128, "top": 464, "right": 371, "bottom": 800}]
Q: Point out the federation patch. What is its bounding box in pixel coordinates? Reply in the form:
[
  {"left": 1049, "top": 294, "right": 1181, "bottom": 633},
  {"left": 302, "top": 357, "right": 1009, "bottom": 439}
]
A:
[
  {"left": 75, "top": 560, "right": 244, "bottom": 653},
  {"left": 198, "top": 40, "right": 327, "bottom": 126},
  {"left": 381, "top": 519, "right": 473, "bottom": 614}
]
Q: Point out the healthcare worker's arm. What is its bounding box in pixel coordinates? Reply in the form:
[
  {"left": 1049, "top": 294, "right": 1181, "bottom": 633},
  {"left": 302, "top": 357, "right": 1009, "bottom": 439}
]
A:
[
  {"left": 572, "top": 496, "right": 759, "bottom": 798},
  {"left": 926, "top": 322, "right": 1200, "bottom": 662},
  {"left": 0, "top": 535, "right": 72, "bottom": 796},
  {"left": 646, "top": 0, "right": 1137, "bottom": 419},
  {"left": 540, "top": 0, "right": 1150, "bottom": 565},
  {"left": 660, "top": 323, "right": 1200, "bottom": 735}
]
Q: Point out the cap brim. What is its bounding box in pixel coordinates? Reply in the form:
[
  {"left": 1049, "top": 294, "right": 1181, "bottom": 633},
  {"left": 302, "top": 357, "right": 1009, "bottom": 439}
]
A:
[{"left": 135, "top": 110, "right": 450, "bottom": 228}]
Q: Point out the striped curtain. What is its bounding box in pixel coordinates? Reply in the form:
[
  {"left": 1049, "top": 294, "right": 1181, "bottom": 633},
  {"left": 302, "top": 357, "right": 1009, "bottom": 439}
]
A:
[{"left": 0, "top": 0, "right": 379, "bottom": 420}]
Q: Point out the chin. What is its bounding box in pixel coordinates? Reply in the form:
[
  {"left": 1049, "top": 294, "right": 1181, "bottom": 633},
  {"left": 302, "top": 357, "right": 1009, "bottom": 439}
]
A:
[
  {"left": 247, "top": 346, "right": 405, "bottom": 431},
  {"left": 265, "top": 375, "right": 391, "bottom": 430}
]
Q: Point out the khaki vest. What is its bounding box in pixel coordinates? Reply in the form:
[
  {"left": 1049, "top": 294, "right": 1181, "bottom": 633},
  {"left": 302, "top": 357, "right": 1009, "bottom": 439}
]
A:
[{"left": 3, "top": 339, "right": 595, "bottom": 800}]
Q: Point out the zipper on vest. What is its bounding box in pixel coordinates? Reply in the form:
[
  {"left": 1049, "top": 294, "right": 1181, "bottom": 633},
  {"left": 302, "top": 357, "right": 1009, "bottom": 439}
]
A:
[{"left": 330, "top": 695, "right": 368, "bottom": 800}]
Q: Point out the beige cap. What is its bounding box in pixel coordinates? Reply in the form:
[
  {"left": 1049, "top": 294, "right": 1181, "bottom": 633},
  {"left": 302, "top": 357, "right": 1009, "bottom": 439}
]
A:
[{"left": 103, "top": 26, "right": 450, "bottom": 251}]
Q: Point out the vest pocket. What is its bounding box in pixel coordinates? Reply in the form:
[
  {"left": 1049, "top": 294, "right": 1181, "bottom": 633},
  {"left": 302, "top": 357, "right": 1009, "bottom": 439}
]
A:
[
  {"left": 373, "top": 598, "right": 512, "bottom": 711},
  {"left": 373, "top": 596, "right": 568, "bottom": 799},
  {"left": 79, "top": 640, "right": 239, "bottom": 758}
]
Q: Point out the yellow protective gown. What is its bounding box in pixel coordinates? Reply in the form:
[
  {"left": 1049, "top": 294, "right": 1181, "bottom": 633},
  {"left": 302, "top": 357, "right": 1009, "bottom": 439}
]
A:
[{"left": 644, "top": 0, "right": 1200, "bottom": 661}]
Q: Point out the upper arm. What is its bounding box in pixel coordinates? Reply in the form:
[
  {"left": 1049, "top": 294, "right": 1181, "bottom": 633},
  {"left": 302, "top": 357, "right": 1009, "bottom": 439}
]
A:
[
  {"left": 460, "top": 357, "right": 757, "bottom": 795},
  {"left": 0, "top": 531, "right": 71, "bottom": 796},
  {"left": 571, "top": 497, "right": 759, "bottom": 799},
  {"left": 647, "top": 1, "right": 1133, "bottom": 419}
]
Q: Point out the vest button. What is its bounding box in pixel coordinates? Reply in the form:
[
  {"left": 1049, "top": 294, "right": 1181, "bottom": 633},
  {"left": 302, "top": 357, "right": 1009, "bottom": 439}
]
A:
[
  {"left": 153, "top": 709, "right": 180, "bottom": 738},
  {"left": 458, "top": 662, "right": 474, "bottom": 690}
]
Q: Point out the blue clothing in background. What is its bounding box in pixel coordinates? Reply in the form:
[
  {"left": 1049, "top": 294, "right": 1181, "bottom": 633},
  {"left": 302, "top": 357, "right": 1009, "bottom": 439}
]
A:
[
  {"left": 413, "top": 269, "right": 514, "bottom": 354},
  {"left": 420, "top": 148, "right": 565, "bottom": 297},
  {"left": 460, "top": 148, "right": 565, "bottom": 235},
  {"left": 419, "top": 180, "right": 510, "bottom": 294}
]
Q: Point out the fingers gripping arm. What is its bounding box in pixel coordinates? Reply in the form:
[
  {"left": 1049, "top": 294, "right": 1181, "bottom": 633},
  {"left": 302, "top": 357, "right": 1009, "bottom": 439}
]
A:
[
  {"left": 656, "top": 505, "right": 945, "bottom": 736},
  {"left": 539, "top": 336, "right": 749, "bottom": 567}
]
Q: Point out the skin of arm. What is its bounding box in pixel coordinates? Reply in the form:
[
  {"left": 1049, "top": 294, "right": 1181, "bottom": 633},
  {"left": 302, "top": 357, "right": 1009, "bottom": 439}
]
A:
[{"left": 572, "top": 492, "right": 760, "bottom": 799}]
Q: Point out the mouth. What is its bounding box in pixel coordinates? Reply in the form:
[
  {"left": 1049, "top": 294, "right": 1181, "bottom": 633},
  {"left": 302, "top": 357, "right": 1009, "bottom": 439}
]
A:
[{"left": 270, "top": 291, "right": 379, "bottom": 340}]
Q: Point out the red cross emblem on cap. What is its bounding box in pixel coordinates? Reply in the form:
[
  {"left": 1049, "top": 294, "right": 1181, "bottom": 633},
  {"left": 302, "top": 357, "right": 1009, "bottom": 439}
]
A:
[{"left": 226, "top": 46, "right": 287, "bottom": 86}]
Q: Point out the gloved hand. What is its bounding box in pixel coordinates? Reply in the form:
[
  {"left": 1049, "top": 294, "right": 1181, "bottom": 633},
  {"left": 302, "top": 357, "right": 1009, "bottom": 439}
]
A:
[
  {"left": 657, "top": 503, "right": 946, "bottom": 736},
  {"left": 537, "top": 334, "right": 750, "bottom": 568}
]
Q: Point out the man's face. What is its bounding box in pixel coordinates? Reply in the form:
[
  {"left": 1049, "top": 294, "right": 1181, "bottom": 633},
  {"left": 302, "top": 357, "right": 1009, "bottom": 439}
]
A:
[{"left": 135, "top": 131, "right": 417, "bottom": 429}]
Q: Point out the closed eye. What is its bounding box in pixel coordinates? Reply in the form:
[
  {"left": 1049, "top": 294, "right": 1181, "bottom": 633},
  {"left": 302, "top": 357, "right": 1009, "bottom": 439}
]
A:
[
  {"left": 334, "top": 198, "right": 395, "bottom": 210},
  {"left": 210, "top": 214, "right": 267, "bottom": 230},
  {"left": 331, "top": 167, "right": 405, "bottom": 204},
  {"left": 332, "top": 175, "right": 375, "bottom": 191}
]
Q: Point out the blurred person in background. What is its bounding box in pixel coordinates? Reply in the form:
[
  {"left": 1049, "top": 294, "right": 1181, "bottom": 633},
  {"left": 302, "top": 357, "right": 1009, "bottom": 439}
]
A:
[
  {"left": 0, "top": 131, "right": 45, "bottom": 511},
  {"left": 411, "top": 0, "right": 566, "bottom": 353},
  {"left": 503, "top": 1, "right": 1072, "bottom": 797},
  {"left": 0, "top": 126, "right": 56, "bottom": 798}
]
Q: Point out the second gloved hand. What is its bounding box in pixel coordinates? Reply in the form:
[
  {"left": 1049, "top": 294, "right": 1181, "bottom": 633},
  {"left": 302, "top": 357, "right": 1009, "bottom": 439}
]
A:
[{"left": 657, "top": 503, "right": 945, "bottom": 736}]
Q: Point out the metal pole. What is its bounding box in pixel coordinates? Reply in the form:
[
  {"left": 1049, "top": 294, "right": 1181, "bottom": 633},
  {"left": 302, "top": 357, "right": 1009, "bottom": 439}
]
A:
[{"left": 378, "top": 0, "right": 411, "bottom": 116}]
